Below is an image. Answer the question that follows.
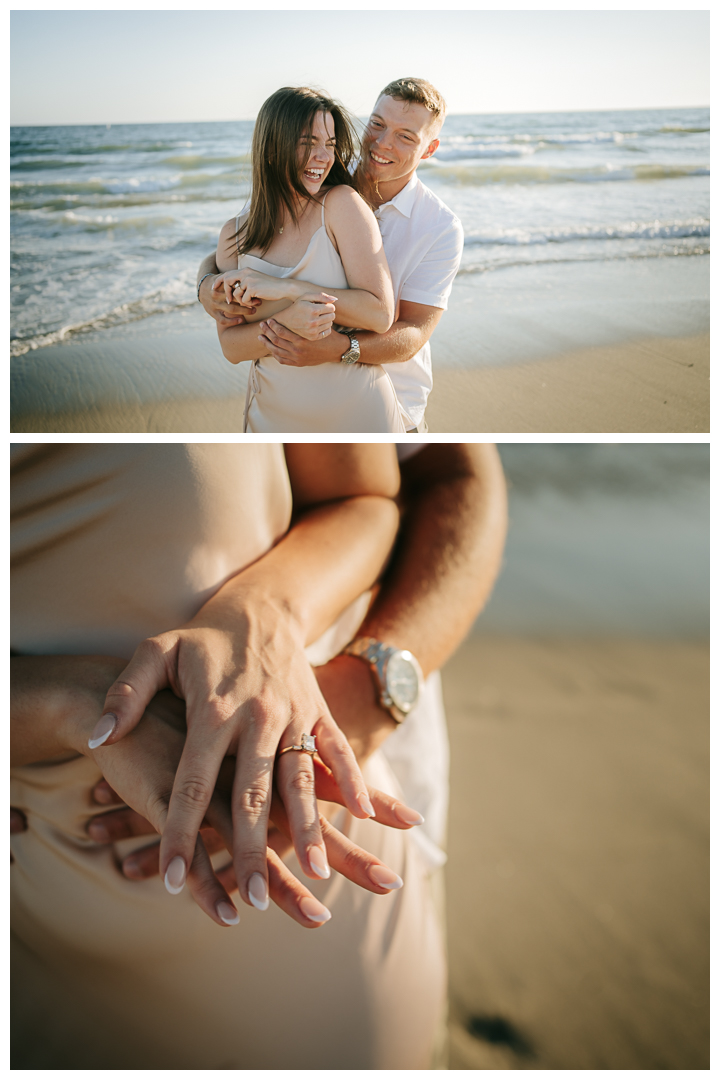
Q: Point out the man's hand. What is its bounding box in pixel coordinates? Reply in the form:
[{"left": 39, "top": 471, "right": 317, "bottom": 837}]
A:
[
  {"left": 259, "top": 319, "right": 347, "bottom": 366},
  {"left": 198, "top": 273, "right": 251, "bottom": 327}
]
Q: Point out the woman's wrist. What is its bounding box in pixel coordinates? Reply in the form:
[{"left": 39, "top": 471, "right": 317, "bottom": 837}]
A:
[{"left": 193, "top": 577, "right": 310, "bottom": 651}]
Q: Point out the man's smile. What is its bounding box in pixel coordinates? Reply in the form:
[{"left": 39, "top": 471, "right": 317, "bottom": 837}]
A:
[{"left": 369, "top": 151, "right": 394, "bottom": 165}]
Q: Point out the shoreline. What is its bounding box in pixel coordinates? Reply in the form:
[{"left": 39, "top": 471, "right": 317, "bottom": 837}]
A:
[{"left": 10, "top": 310, "right": 708, "bottom": 434}]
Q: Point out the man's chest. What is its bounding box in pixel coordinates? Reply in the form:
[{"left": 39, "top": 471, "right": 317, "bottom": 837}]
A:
[{"left": 375, "top": 209, "right": 436, "bottom": 292}]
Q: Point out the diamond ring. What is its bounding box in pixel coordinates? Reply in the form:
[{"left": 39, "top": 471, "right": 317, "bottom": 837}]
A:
[{"left": 279, "top": 733, "right": 317, "bottom": 756}]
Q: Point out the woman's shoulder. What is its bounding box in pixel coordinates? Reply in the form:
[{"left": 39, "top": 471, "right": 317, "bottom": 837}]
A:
[
  {"left": 219, "top": 211, "right": 249, "bottom": 239},
  {"left": 217, "top": 212, "right": 249, "bottom": 262},
  {"left": 324, "top": 183, "right": 367, "bottom": 209},
  {"left": 323, "top": 184, "right": 375, "bottom": 224}
]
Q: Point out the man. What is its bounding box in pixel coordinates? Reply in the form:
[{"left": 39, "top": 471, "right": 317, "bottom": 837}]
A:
[{"left": 197, "top": 78, "right": 464, "bottom": 432}]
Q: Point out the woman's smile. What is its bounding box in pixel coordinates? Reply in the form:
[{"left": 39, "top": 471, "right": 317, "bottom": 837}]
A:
[{"left": 298, "top": 110, "right": 336, "bottom": 192}]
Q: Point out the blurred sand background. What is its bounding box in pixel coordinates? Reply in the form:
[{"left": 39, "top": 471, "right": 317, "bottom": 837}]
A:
[{"left": 442, "top": 444, "right": 708, "bottom": 1069}]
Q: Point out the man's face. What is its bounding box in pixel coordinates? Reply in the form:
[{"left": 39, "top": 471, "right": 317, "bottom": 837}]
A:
[{"left": 362, "top": 94, "right": 440, "bottom": 189}]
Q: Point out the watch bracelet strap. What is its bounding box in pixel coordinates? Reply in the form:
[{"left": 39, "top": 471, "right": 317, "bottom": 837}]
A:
[
  {"left": 338, "top": 329, "right": 360, "bottom": 365},
  {"left": 343, "top": 636, "right": 386, "bottom": 665}
]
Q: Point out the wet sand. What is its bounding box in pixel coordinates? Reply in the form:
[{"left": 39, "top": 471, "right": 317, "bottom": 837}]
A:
[
  {"left": 442, "top": 635, "right": 709, "bottom": 1070},
  {"left": 426, "top": 333, "right": 709, "bottom": 433},
  {"left": 10, "top": 304, "right": 708, "bottom": 434}
]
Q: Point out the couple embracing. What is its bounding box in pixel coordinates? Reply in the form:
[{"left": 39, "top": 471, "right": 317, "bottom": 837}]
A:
[{"left": 197, "top": 77, "right": 463, "bottom": 433}]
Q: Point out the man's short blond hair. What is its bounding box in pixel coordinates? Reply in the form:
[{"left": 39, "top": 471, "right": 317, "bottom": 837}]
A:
[{"left": 379, "top": 77, "right": 447, "bottom": 131}]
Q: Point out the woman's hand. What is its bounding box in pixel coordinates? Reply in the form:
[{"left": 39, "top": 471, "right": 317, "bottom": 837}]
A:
[
  {"left": 226, "top": 267, "right": 317, "bottom": 309},
  {"left": 212, "top": 270, "right": 262, "bottom": 309},
  {"left": 92, "top": 597, "right": 376, "bottom": 916},
  {"left": 87, "top": 760, "right": 421, "bottom": 909},
  {"left": 275, "top": 294, "right": 337, "bottom": 341}
]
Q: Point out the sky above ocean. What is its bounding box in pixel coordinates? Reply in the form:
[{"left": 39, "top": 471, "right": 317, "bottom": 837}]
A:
[{"left": 11, "top": 10, "right": 709, "bottom": 125}]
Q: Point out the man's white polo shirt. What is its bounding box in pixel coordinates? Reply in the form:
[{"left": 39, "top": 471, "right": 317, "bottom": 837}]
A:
[{"left": 373, "top": 172, "right": 464, "bottom": 429}]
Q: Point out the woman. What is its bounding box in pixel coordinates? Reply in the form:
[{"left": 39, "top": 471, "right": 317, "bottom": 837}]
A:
[
  {"left": 211, "top": 87, "right": 405, "bottom": 433},
  {"left": 11, "top": 444, "right": 445, "bottom": 1068}
]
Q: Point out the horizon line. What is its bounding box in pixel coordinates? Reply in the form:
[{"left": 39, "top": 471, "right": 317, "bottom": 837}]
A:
[{"left": 10, "top": 103, "right": 710, "bottom": 129}]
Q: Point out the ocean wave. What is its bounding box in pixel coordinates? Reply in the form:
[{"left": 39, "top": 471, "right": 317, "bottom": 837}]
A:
[
  {"left": 161, "top": 153, "right": 251, "bottom": 169},
  {"left": 11, "top": 169, "right": 247, "bottom": 199},
  {"left": 541, "top": 130, "right": 633, "bottom": 145},
  {"left": 433, "top": 144, "right": 536, "bottom": 161},
  {"left": 11, "top": 187, "right": 250, "bottom": 213},
  {"left": 463, "top": 217, "right": 710, "bottom": 247},
  {"left": 422, "top": 161, "right": 710, "bottom": 185},
  {"left": 60, "top": 211, "right": 177, "bottom": 233},
  {"left": 456, "top": 244, "right": 710, "bottom": 276},
  {"left": 10, "top": 279, "right": 195, "bottom": 356},
  {"left": 660, "top": 125, "right": 710, "bottom": 134}
]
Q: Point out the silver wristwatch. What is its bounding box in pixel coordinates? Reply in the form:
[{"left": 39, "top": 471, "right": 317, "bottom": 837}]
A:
[
  {"left": 339, "top": 332, "right": 360, "bottom": 365},
  {"left": 343, "top": 637, "right": 424, "bottom": 723}
]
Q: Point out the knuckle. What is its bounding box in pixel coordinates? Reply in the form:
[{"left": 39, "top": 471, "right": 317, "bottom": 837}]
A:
[
  {"left": 138, "top": 635, "right": 168, "bottom": 663},
  {"left": 237, "top": 781, "right": 271, "bottom": 817},
  {"left": 329, "top": 738, "right": 357, "bottom": 768},
  {"left": 202, "top": 697, "right": 237, "bottom": 730},
  {"left": 174, "top": 776, "right": 212, "bottom": 812},
  {"left": 285, "top": 768, "right": 316, "bottom": 797},
  {"left": 235, "top": 845, "right": 268, "bottom": 866},
  {"left": 145, "top": 788, "right": 172, "bottom": 829}
]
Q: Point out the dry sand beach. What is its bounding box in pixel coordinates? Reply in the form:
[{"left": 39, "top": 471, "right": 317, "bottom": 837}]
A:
[
  {"left": 427, "top": 333, "right": 709, "bottom": 433},
  {"left": 442, "top": 635, "right": 709, "bottom": 1070}
]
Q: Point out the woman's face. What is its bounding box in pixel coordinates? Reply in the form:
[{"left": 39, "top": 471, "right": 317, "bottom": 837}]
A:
[{"left": 297, "top": 111, "right": 336, "bottom": 194}]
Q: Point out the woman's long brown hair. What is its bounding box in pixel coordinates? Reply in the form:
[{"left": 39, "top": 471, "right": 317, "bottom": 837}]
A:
[{"left": 234, "top": 86, "right": 358, "bottom": 258}]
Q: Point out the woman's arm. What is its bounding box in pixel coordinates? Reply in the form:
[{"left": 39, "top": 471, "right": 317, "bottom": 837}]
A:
[
  {"left": 232, "top": 187, "right": 395, "bottom": 334},
  {"left": 223, "top": 189, "right": 394, "bottom": 336}
]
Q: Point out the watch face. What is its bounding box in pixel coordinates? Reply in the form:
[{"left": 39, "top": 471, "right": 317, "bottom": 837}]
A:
[{"left": 386, "top": 651, "right": 420, "bottom": 713}]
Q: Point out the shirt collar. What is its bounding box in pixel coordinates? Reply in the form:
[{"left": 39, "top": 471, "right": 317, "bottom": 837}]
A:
[{"left": 375, "top": 171, "right": 419, "bottom": 218}]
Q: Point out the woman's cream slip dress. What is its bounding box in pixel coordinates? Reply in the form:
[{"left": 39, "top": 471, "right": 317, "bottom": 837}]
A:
[
  {"left": 11, "top": 444, "right": 445, "bottom": 1070},
  {"left": 238, "top": 197, "right": 405, "bottom": 434}
]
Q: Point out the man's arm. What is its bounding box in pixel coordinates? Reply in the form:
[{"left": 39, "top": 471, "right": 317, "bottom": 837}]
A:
[
  {"left": 197, "top": 254, "right": 248, "bottom": 327},
  {"left": 360, "top": 444, "right": 507, "bottom": 671},
  {"left": 314, "top": 444, "right": 508, "bottom": 761},
  {"left": 258, "top": 299, "right": 443, "bottom": 368}
]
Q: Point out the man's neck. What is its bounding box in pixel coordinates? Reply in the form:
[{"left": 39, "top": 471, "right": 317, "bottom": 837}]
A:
[{"left": 358, "top": 166, "right": 416, "bottom": 209}]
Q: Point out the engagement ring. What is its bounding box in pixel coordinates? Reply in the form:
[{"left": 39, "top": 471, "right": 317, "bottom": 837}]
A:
[{"left": 279, "top": 733, "right": 317, "bottom": 756}]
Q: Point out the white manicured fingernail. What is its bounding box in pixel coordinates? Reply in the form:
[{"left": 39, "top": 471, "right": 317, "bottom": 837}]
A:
[
  {"left": 164, "top": 856, "right": 186, "bottom": 895},
  {"left": 217, "top": 901, "right": 239, "bottom": 925},
  {"left": 299, "top": 896, "right": 332, "bottom": 924},
  {"left": 88, "top": 713, "right": 116, "bottom": 749},
  {"left": 368, "top": 865, "right": 404, "bottom": 890},
  {"left": 358, "top": 792, "right": 376, "bottom": 818},
  {"left": 394, "top": 803, "right": 425, "bottom": 826},
  {"left": 308, "top": 845, "right": 330, "bottom": 879},
  {"left": 248, "top": 873, "right": 269, "bottom": 911}
]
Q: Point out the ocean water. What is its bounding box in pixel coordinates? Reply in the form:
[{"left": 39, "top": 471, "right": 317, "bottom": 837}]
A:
[
  {"left": 10, "top": 107, "right": 709, "bottom": 358},
  {"left": 478, "top": 444, "right": 709, "bottom": 637}
]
